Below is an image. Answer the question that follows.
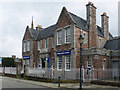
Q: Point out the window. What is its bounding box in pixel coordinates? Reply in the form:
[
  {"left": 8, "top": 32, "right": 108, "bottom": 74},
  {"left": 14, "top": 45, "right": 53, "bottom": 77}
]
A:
[
  {"left": 65, "top": 55, "right": 71, "bottom": 71},
  {"left": 23, "top": 41, "right": 26, "bottom": 52},
  {"left": 57, "top": 30, "right": 62, "bottom": 45},
  {"left": 103, "top": 60, "right": 105, "bottom": 70},
  {"left": 57, "top": 57, "right": 62, "bottom": 70},
  {"left": 52, "top": 59, "right": 55, "bottom": 69},
  {"left": 27, "top": 40, "right": 30, "bottom": 51},
  {"left": 51, "top": 37, "right": 54, "bottom": 48},
  {"left": 99, "top": 39, "right": 101, "bottom": 48},
  {"left": 83, "top": 33, "right": 86, "bottom": 43},
  {"left": 38, "top": 40, "right": 41, "bottom": 50},
  {"left": 45, "top": 38, "right": 48, "bottom": 48},
  {"left": 65, "top": 27, "right": 70, "bottom": 43}
]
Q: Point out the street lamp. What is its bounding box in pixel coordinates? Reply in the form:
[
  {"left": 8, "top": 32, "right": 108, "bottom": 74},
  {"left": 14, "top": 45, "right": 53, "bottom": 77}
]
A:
[{"left": 78, "top": 33, "right": 84, "bottom": 90}]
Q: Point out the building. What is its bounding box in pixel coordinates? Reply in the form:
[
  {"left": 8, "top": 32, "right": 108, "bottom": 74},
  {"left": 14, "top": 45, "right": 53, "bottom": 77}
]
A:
[{"left": 22, "top": 2, "right": 119, "bottom": 79}]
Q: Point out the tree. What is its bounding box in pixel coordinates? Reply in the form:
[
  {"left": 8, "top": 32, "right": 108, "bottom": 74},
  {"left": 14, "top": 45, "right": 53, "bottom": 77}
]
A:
[{"left": 2, "top": 57, "right": 16, "bottom": 67}]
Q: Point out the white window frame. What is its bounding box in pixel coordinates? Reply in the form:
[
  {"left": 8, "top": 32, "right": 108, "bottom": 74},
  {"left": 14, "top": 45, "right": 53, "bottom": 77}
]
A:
[
  {"left": 65, "top": 26, "right": 71, "bottom": 44},
  {"left": 99, "top": 38, "right": 101, "bottom": 48},
  {"left": 38, "top": 40, "right": 41, "bottom": 50},
  {"left": 45, "top": 38, "right": 48, "bottom": 48},
  {"left": 57, "top": 29, "right": 62, "bottom": 45},
  {"left": 23, "top": 41, "right": 26, "bottom": 52},
  {"left": 65, "top": 55, "right": 71, "bottom": 71},
  {"left": 27, "top": 40, "right": 30, "bottom": 51},
  {"left": 57, "top": 56, "right": 62, "bottom": 71}
]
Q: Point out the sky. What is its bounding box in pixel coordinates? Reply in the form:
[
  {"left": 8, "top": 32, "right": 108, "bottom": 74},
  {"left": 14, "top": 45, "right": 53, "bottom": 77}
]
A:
[{"left": 0, "top": 0, "right": 119, "bottom": 58}]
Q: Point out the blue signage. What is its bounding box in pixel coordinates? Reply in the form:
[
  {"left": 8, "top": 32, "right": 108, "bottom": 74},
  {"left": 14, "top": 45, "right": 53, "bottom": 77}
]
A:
[
  {"left": 23, "top": 56, "right": 30, "bottom": 59},
  {"left": 57, "top": 50, "right": 71, "bottom": 56},
  {"left": 45, "top": 57, "right": 49, "bottom": 62}
]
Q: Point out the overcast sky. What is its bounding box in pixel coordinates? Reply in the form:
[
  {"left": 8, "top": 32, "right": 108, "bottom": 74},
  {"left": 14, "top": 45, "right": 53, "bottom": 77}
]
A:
[{"left": 0, "top": 0, "right": 119, "bottom": 58}]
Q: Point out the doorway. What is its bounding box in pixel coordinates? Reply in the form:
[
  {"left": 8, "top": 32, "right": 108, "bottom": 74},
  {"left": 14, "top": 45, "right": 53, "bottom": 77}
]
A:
[{"left": 42, "top": 58, "right": 45, "bottom": 68}]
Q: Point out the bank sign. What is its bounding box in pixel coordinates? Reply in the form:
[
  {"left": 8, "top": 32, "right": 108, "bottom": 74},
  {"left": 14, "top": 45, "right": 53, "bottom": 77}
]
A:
[
  {"left": 57, "top": 50, "right": 71, "bottom": 56},
  {"left": 23, "top": 56, "right": 30, "bottom": 59}
]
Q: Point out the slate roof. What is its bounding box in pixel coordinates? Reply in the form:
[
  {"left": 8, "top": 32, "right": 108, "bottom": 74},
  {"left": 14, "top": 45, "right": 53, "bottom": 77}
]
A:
[
  {"left": 69, "top": 12, "right": 89, "bottom": 30},
  {"left": 29, "top": 28, "right": 39, "bottom": 40},
  {"left": 28, "top": 8, "right": 113, "bottom": 40},
  {"left": 37, "top": 24, "right": 56, "bottom": 40},
  {"left": 103, "top": 38, "right": 120, "bottom": 50}
]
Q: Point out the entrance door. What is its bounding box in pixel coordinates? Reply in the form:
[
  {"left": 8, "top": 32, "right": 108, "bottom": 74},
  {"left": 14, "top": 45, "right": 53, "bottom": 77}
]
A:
[{"left": 42, "top": 58, "right": 45, "bottom": 68}]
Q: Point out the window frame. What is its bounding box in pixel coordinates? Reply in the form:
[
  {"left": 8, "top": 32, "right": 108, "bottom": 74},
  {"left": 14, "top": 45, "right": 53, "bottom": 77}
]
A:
[
  {"left": 51, "top": 37, "right": 54, "bottom": 48},
  {"left": 83, "top": 32, "right": 86, "bottom": 43},
  {"left": 27, "top": 40, "right": 30, "bottom": 51},
  {"left": 38, "top": 40, "right": 41, "bottom": 50},
  {"left": 52, "top": 58, "right": 55, "bottom": 70},
  {"left": 65, "top": 26, "right": 71, "bottom": 44},
  {"left": 23, "top": 41, "right": 26, "bottom": 52},
  {"left": 57, "top": 56, "right": 62, "bottom": 71},
  {"left": 65, "top": 55, "right": 71, "bottom": 71},
  {"left": 44, "top": 38, "right": 48, "bottom": 48},
  {"left": 57, "top": 29, "right": 62, "bottom": 45},
  {"left": 99, "top": 38, "right": 101, "bottom": 48}
]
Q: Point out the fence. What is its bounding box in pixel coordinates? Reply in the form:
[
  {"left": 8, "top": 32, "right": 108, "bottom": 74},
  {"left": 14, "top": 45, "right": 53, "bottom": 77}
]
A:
[{"left": 0, "top": 67, "right": 119, "bottom": 81}]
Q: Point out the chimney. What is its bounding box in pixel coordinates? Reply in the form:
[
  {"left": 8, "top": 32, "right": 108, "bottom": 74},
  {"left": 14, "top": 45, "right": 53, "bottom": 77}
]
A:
[
  {"left": 86, "top": 1, "right": 97, "bottom": 25},
  {"left": 36, "top": 25, "right": 42, "bottom": 30},
  {"left": 101, "top": 12, "right": 109, "bottom": 40},
  {"left": 86, "top": 2, "right": 97, "bottom": 48}
]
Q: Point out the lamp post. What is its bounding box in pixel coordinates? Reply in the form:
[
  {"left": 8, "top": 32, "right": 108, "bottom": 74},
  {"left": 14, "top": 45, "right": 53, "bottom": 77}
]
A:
[{"left": 78, "top": 34, "right": 84, "bottom": 90}]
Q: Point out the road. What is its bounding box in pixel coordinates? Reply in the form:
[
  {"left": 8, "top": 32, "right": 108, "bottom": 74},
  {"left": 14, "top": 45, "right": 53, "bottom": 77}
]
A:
[
  {"left": 0, "top": 76, "right": 47, "bottom": 89},
  {"left": 0, "top": 76, "right": 119, "bottom": 90}
]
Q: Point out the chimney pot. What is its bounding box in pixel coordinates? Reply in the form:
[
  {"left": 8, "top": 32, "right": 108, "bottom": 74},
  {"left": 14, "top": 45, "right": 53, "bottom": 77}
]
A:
[
  {"left": 103, "top": 12, "right": 107, "bottom": 15},
  {"left": 36, "top": 25, "right": 42, "bottom": 30}
]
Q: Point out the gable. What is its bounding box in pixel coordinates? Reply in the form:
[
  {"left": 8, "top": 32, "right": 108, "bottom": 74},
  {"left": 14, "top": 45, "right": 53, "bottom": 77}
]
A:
[
  {"left": 56, "top": 7, "right": 75, "bottom": 29},
  {"left": 22, "top": 27, "right": 32, "bottom": 41}
]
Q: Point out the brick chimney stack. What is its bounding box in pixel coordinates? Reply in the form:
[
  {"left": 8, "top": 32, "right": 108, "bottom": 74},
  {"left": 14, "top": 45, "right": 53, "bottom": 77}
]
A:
[
  {"left": 86, "top": 2, "right": 97, "bottom": 48},
  {"left": 36, "top": 25, "right": 42, "bottom": 30},
  {"left": 101, "top": 12, "right": 109, "bottom": 41}
]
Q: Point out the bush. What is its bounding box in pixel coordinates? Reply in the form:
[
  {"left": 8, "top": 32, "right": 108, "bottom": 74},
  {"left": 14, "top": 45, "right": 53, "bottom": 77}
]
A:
[{"left": 2, "top": 57, "right": 16, "bottom": 67}]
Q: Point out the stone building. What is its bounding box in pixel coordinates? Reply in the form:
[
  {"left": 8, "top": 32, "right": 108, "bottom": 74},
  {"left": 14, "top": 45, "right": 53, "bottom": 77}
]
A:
[{"left": 22, "top": 2, "right": 119, "bottom": 79}]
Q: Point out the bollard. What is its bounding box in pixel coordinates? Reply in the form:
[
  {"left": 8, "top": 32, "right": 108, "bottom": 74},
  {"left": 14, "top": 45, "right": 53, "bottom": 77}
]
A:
[{"left": 58, "top": 77, "right": 61, "bottom": 88}]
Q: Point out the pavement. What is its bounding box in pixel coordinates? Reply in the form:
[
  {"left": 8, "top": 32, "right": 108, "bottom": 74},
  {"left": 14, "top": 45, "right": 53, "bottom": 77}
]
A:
[{"left": 2, "top": 76, "right": 120, "bottom": 89}]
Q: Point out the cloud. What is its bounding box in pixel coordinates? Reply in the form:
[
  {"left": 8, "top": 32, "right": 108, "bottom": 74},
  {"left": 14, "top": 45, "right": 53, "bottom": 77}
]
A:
[{"left": 0, "top": 1, "right": 118, "bottom": 58}]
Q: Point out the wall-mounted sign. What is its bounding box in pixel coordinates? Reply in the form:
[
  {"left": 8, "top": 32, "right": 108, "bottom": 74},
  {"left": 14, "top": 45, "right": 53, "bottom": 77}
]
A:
[
  {"left": 23, "top": 56, "right": 30, "bottom": 59},
  {"left": 57, "top": 50, "right": 71, "bottom": 56},
  {"left": 45, "top": 57, "right": 49, "bottom": 62}
]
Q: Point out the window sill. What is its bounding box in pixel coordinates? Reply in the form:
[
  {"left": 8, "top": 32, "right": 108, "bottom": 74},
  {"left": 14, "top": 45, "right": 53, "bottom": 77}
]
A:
[
  {"left": 57, "top": 69, "right": 62, "bottom": 71},
  {"left": 64, "top": 42, "right": 70, "bottom": 45},
  {"left": 65, "top": 69, "right": 71, "bottom": 71}
]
